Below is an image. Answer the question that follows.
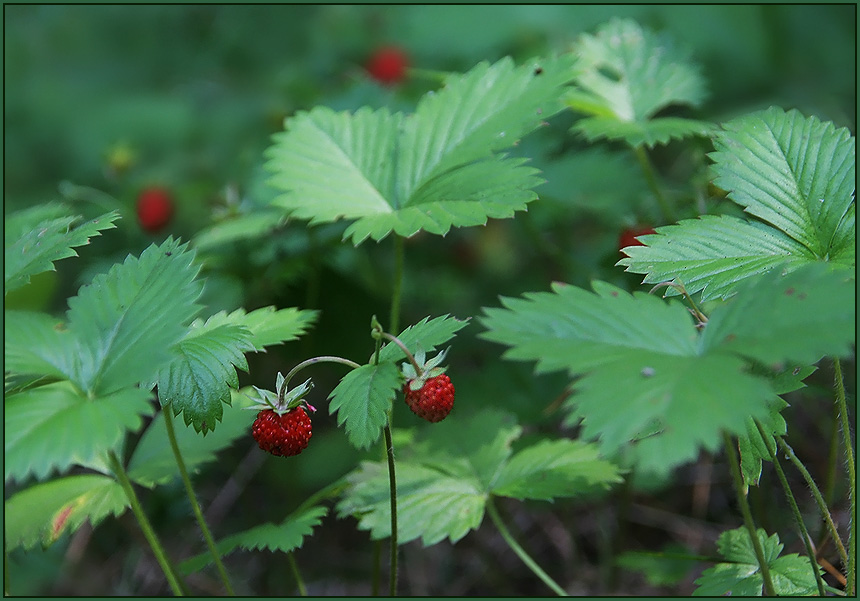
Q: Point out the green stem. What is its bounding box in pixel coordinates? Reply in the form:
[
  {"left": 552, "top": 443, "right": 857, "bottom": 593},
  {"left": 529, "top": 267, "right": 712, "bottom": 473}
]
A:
[
  {"left": 633, "top": 145, "right": 674, "bottom": 223},
  {"left": 754, "top": 420, "right": 826, "bottom": 596},
  {"left": 722, "top": 431, "right": 776, "bottom": 596},
  {"left": 777, "top": 436, "right": 848, "bottom": 567},
  {"left": 383, "top": 424, "right": 398, "bottom": 596},
  {"left": 108, "top": 451, "right": 185, "bottom": 596},
  {"left": 279, "top": 356, "right": 361, "bottom": 400},
  {"left": 833, "top": 358, "right": 855, "bottom": 596},
  {"left": 162, "top": 407, "right": 235, "bottom": 596},
  {"left": 371, "top": 541, "right": 382, "bottom": 597},
  {"left": 379, "top": 332, "right": 422, "bottom": 375},
  {"left": 288, "top": 552, "right": 307, "bottom": 596},
  {"left": 486, "top": 499, "right": 568, "bottom": 596},
  {"left": 390, "top": 236, "right": 404, "bottom": 335}
]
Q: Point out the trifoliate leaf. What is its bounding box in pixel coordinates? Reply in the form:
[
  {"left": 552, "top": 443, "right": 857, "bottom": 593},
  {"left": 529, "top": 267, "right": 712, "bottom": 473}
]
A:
[
  {"left": 376, "top": 315, "right": 469, "bottom": 364},
  {"left": 693, "top": 527, "right": 822, "bottom": 596},
  {"left": 493, "top": 439, "right": 623, "bottom": 501},
  {"left": 5, "top": 381, "right": 155, "bottom": 483},
  {"left": 65, "top": 238, "right": 203, "bottom": 395},
  {"left": 127, "top": 389, "right": 258, "bottom": 487},
  {"left": 265, "top": 55, "right": 578, "bottom": 244},
  {"left": 193, "top": 306, "right": 317, "bottom": 351},
  {"left": 155, "top": 321, "right": 254, "bottom": 434},
  {"left": 567, "top": 18, "right": 709, "bottom": 147},
  {"left": 701, "top": 263, "right": 856, "bottom": 365},
  {"left": 4, "top": 311, "right": 77, "bottom": 382},
  {"left": 4, "top": 204, "right": 119, "bottom": 295},
  {"left": 710, "top": 107, "right": 855, "bottom": 259},
  {"left": 178, "top": 505, "right": 328, "bottom": 574},
  {"left": 618, "top": 215, "right": 814, "bottom": 301},
  {"left": 4, "top": 474, "right": 127, "bottom": 551},
  {"left": 328, "top": 362, "right": 400, "bottom": 450}
]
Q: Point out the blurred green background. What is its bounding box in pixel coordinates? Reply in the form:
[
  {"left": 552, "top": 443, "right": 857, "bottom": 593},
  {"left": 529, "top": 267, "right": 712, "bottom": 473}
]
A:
[{"left": 4, "top": 5, "right": 855, "bottom": 596}]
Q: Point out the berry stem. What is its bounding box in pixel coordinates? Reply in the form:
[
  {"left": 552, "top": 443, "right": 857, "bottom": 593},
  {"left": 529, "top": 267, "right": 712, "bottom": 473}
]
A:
[
  {"left": 377, "top": 332, "right": 423, "bottom": 376},
  {"left": 485, "top": 498, "right": 568, "bottom": 596},
  {"left": 279, "top": 356, "right": 361, "bottom": 402},
  {"left": 162, "top": 406, "right": 236, "bottom": 596},
  {"left": 383, "top": 423, "right": 399, "bottom": 596},
  {"left": 107, "top": 450, "right": 186, "bottom": 596}
]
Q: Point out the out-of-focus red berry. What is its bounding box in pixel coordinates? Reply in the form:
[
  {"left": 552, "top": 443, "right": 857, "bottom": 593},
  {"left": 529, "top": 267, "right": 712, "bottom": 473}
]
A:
[
  {"left": 366, "top": 46, "right": 409, "bottom": 86},
  {"left": 618, "top": 226, "right": 656, "bottom": 253},
  {"left": 136, "top": 186, "right": 174, "bottom": 233}
]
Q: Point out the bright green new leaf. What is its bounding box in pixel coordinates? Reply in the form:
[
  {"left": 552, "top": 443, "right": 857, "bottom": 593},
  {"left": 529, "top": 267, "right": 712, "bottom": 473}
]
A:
[
  {"left": 376, "top": 314, "right": 470, "bottom": 364},
  {"left": 328, "top": 362, "right": 400, "bottom": 450},
  {"left": 155, "top": 321, "right": 254, "bottom": 434},
  {"left": 493, "top": 439, "right": 623, "bottom": 501},
  {"left": 567, "top": 18, "right": 709, "bottom": 147},
  {"left": 5, "top": 474, "right": 127, "bottom": 551},
  {"left": 178, "top": 505, "right": 328, "bottom": 574},
  {"left": 265, "top": 55, "right": 578, "bottom": 244},
  {"left": 194, "top": 306, "right": 317, "bottom": 351},
  {"left": 710, "top": 107, "right": 855, "bottom": 259},
  {"left": 65, "top": 238, "right": 203, "bottom": 395},
  {"left": 5, "top": 381, "right": 154, "bottom": 483},
  {"left": 127, "top": 389, "right": 258, "bottom": 487},
  {"left": 693, "top": 527, "right": 821, "bottom": 596},
  {"left": 4, "top": 204, "right": 119, "bottom": 295}
]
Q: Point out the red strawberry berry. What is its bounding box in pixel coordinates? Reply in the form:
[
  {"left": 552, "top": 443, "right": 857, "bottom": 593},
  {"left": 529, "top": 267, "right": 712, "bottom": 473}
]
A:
[
  {"left": 136, "top": 186, "right": 174, "bottom": 233},
  {"left": 252, "top": 407, "right": 313, "bottom": 457},
  {"left": 618, "top": 226, "right": 656, "bottom": 253},
  {"left": 366, "top": 46, "right": 409, "bottom": 86},
  {"left": 404, "top": 374, "right": 455, "bottom": 423}
]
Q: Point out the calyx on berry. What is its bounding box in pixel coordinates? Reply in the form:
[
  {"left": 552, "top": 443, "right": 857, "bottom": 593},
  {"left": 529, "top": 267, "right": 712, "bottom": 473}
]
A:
[
  {"left": 401, "top": 347, "right": 449, "bottom": 392},
  {"left": 245, "top": 373, "right": 317, "bottom": 416}
]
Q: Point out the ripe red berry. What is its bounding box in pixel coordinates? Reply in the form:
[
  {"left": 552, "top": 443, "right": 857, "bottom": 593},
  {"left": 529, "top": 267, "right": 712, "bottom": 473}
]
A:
[
  {"left": 366, "top": 46, "right": 409, "bottom": 86},
  {"left": 618, "top": 226, "right": 656, "bottom": 253},
  {"left": 403, "top": 374, "right": 455, "bottom": 423},
  {"left": 252, "top": 407, "right": 313, "bottom": 457},
  {"left": 136, "top": 186, "right": 174, "bottom": 233}
]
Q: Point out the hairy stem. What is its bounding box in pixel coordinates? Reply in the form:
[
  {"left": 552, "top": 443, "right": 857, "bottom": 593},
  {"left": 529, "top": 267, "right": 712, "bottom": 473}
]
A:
[
  {"left": 288, "top": 552, "right": 307, "bottom": 596},
  {"left": 833, "top": 358, "right": 855, "bottom": 595},
  {"left": 754, "top": 420, "right": 826, "bottom": 596},
  {"left": 722, "top": 431, "right": 776, "bottom": 596},
  {"left": 279, "top": 356, "right": 361, "bottom": 400},
  {"left": 108, "top": 450, "right": 185, "bottom": 596},
  {"left": 633, "top": 145, "right": 674, "bottom": 223},
  {"left": 776, "top": 436, "right": 849, "bottom": 569},
  {"left": 383, "top": 424, "right": 399, "bottom": 596},
  {"left": 486, "top": 499, "right": 568, "bottom": 596},
  {"left": 162, "top": 407, "right": 235, "bottom": 596}
]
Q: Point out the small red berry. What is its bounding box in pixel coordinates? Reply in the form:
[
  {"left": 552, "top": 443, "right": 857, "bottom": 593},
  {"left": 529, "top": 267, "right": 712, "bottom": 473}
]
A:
[
  {"left": 252, "top": 407, "right": 313, "bottom": 457},
  {"left": 366, "top": 46, "right": 409, "bottom": 86},
  {"left": 404, "top": 374, "right": 455, "bottom": 423},
  {"left": 136, "top": 186, "right": 174, "bottom": 233},
  {"left": 618, "top": 226, "right": 656, "bottom": 253}
]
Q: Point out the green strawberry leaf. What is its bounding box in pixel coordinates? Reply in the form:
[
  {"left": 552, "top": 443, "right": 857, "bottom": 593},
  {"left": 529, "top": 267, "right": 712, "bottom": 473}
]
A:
[
  {"left": 178, "top": 505, "right": 328, "bottom": 575},
  {"left": 5, "top": 474, "right": 127, "bottom": 551},
  {"left": 4, "top": 311, "right": 77, "bottom": 383},
  {"left": 195, "top": 306, "right": 317, "bottom": 351},
  {"left": 710, "top": 107, "right": 855, "bottom": 260},
  {"left": 620, "top": 108, "right": 855, "bottom": 300},
  {"left": 737, "top": 396, "right": 788, "bottom": 489},
  {"left": 616, "top": 544, "right": 702, "bottom": 587},
  {"left": 66, "top": 238, "right": 203, "bottom": 395},
  {"left": 567, "top": 18, "right": 709, "bottom": 147},
  {"left": 4, "top": 203, "right": 119, "bottom": 296},
  {"left": 155, "top": 320, "right": 254, "bottom": 434},
  {"left": 693, "top": 527, "right": 822, "bottom": 596},
  {"left": 5, "top": 381, "right": 155, "bottom": 483},
  {"left": 328, "top": 362, "right": 401, "bottom": 450},
  {"left": 479, "top": 275, "right": 852, "bottom": 476},
  {"left": 127, "top": 389, "right": 258, "bottom": 488},
  {"left": 376, "top": 315, "right": 470, "bottom": 364},
  {"left": 265, "top": 55, "right": 578, "bottom": 244},
  {"left": 191, "top": 210, "right": 288, "bottom": 250}
]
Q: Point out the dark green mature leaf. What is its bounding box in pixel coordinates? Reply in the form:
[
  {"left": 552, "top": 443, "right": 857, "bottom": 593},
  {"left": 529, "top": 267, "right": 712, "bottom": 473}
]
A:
[
  {"left": 618, "top": 215, "right": 814, "bottom": 301},
  {"left": 328, "top": 362, "right": 400, "bottom": 450},
  {"left": 710, "top": 107, "right": 855, "bottom": 259},
  {"left": 4, "top": 204, "right": 119, "bottom": 295},
  {"left": 376, "top": 315, "right": 470, "bottom": 364},
  {"left": 66, "top": 238, "right": 203, "bottom": 395},
  {"left": 179, "top": 505, "right": 328, "bottom": 574},
  {"left": 567, "top": 18, "right": 709, "bottom": 147},
  {"left": 195, "top": 306, "right": 317, "bottom": 351},
  {"left": 5, "top": 382, "right": 154, "bottom": 483},
  {"left": 265, "top": 55, "right": 578, "bottom": 244},
  {"left": 128, "top": 389, "right": 258, "bottom": 487},
  {"left": 5, "top": 474, "right": 127, "bottom": 551},
  {"left": 693, "top": 527, "right": 821, "bottom": 596}
]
